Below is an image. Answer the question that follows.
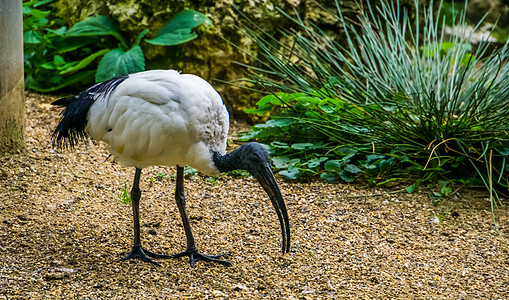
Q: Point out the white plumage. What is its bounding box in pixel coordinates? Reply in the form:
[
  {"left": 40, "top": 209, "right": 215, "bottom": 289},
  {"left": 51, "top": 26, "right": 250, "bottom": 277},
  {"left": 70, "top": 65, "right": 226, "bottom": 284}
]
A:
[
  {"left": 53, "top": 70, "right": 290, "bottom": 267},
  {"left": 87, "top": 70, "right": 229, "bottom": 173}
]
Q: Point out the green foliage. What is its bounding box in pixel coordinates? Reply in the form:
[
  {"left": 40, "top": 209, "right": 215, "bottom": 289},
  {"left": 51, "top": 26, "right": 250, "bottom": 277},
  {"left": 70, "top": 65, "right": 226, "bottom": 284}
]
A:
[
  {"left": 119, "top": 181, "right": 131, "bottom": 204},
  {"left": 206, "top": 176, "right": 220, "bottom": 186},
  {"left": 23, "top": 0, "right": 97, "bottom": 91},
  {"left": 242, "top": 91, "right": 412, "bottom": 183},
  {"left": 241, "top": 0, "right": 509, "bottom": 209},
  {"left": 145, "top": 10, "right": 213, "bottom": 46},
  {"left": 156, "top": 172, "right": 166, "bottom": 181},
  {"left": 225, "top": 169, "right": 251, "bottom": 178},
  {"left": 170, "top": 166, "right": 198, "bottom": 180},
  {"left": 23, "top": 2, "right": 211, "bottom": 91},
  {"left": 183, "top": 166, "right": 198, "bottom": 178},
  {"left": 64, "top": 10, "right": 211, "bottom": 83},
  {"left": 432, "top": 206, "right": 456, "bottom": 224},
  {"left": 94, "top": 46, "right": 145, "bottom": 82}
]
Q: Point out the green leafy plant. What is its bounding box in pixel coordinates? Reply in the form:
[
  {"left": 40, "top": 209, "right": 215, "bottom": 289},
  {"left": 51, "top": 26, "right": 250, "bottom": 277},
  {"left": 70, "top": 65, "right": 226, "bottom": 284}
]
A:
[
  {"left": 240, "top": 0, "right": 509, "bottom": 217},
  {"left": 23, "top": 3, "right": 211, "bottom": 91},
  {"left": 23, "top": 0, "right": 98, "bottom": 91},
  {"left": 156, "top": 172, "right": 166, "bottom": 181},
  {"left": 205, "top": 176, "right": 219, "bottom": 186},
  {"left": 184, "top": 166, "right": 198, "bottom": 178},
  {"left": 65, "top": 10, "right": 212, "bottom": 82},
  {"left": 225, "top": 169, "right": 251, "bottom": 178},
  {"left": 171, "top": 166, "right": 198, "bottom": 180},
  {"left": 119, "top": 181, "right": 131, "bottom": 204},
  {"left": 242, "top": 92, "right": 408, "bottom": 182}
]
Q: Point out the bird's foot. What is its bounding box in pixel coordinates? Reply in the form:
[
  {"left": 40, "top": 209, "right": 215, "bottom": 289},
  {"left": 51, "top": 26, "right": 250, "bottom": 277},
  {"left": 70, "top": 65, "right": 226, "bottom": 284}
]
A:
[
  {"left": 171, "top": 247, "right": 231, "bottom": 267},
  {"left": 120, "top": 245, "right": 171, "bottom": 266}
]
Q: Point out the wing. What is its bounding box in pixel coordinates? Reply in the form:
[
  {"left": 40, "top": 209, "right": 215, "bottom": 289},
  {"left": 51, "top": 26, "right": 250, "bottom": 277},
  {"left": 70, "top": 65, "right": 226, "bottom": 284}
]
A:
[{"left": 87, "top": 70, "right": 229, "bottom": 173}]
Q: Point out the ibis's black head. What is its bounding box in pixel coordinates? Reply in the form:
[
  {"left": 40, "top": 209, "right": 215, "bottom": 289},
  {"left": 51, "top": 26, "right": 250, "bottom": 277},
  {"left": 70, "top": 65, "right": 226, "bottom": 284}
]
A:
[{"left": 213, "top": 142, "right": 290, "bottom": 254}]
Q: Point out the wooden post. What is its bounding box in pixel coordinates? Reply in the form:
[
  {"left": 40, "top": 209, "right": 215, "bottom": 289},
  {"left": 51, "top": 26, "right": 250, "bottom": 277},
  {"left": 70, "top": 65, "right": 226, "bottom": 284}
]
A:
[{"left": 0, "top": 0, "right": 25, "bottom": 154}]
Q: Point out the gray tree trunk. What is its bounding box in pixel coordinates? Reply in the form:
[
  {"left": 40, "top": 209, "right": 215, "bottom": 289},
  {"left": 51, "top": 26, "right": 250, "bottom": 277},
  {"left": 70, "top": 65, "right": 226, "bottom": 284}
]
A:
[{"left": 0, "top": 0, "right": 25, "bottom": 154}]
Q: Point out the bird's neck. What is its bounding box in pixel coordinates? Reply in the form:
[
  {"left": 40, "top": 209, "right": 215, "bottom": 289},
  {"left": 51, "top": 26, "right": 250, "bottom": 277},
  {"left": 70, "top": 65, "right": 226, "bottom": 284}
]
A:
[{"left": 212, "top": 149, "right": 241, "bottom": 173}]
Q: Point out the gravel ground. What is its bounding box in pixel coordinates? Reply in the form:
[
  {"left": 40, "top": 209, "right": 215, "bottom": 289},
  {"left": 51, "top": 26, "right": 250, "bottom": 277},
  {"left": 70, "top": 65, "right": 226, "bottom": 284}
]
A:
[{"left": 0, "top": 93, "right": 508, "bottom": 299}]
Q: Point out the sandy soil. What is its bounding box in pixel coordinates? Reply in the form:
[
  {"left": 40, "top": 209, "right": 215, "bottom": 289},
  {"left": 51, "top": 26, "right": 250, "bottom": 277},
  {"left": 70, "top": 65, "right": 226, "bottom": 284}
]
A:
[{"left": 0, "top": 93, "right": 508, "bottom": 299}]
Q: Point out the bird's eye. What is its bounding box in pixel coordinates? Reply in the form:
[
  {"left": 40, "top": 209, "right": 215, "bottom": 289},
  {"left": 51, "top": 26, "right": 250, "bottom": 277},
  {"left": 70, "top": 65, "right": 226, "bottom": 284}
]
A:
[{"left": 250, "top": 156, "right": 261, "bottom": 164}]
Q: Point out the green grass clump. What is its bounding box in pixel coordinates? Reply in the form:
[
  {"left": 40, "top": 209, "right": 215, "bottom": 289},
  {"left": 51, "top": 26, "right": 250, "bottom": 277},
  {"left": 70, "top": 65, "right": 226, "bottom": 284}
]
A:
[
  {"left": 118, "top": 181, "right": 131, "bottom": 204},
  {"left": 240, "top": 0, "right": 509, "bottom": 211}
]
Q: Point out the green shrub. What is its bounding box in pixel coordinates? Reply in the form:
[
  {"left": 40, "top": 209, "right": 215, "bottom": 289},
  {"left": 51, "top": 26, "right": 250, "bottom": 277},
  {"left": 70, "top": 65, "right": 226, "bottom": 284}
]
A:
[
  {"left": 23, "top": 0, "right": 211, "bottom": 91},
  {"left": 23, "top": 0, "right": 97, "bottom": 91},
  {"left": 65, "top": 11, "right": 212, "bottom": 82},
  {"left": 241, "top": 0, "right": 509, "bottom": 209}
]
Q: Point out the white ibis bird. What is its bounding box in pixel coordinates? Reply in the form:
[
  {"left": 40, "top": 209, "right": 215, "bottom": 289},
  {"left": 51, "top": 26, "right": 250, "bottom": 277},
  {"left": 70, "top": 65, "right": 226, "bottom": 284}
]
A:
[{"left": 52, "top": 70, "right": 290, "bottom": 266}]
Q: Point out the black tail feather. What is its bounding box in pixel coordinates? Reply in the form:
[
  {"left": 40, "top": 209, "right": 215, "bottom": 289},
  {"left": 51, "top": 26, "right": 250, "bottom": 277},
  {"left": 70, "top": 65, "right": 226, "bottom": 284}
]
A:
[
  {"left": 52, "top": 75, "right": 129, "bottom": 148},
  {"left": 51, "top": 96, "right": 75, "bottom": 107}
]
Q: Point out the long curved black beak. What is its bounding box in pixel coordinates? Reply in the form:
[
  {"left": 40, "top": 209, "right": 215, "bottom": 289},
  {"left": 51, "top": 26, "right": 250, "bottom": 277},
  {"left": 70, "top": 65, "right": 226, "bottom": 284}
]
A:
[{"left": 252, "top": 165, "right": 290, "bottom": 254}]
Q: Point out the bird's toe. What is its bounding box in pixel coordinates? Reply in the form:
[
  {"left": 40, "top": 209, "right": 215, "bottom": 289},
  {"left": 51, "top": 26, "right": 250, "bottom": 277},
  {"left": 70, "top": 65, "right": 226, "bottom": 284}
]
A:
[
  {"left": 172, "top": 248, "right": 231, "bottom": 266},
  {"left": 120, "top": 245, "right": 169, "bottom": 266}
]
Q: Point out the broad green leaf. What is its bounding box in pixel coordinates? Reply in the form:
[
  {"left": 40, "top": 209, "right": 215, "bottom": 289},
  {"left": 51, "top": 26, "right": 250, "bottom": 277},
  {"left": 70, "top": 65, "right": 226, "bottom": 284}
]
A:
[
  {"left": 23, "top": 30, "right": 42, "bottom": 44},
  {"left": 145, "top": 10, "right": 212, "bottom": 46},
  {"left": 339, "top": 170, "right": 355, "bottom": 182},
  {"left": 27, "top": 8, "right": 51, "bottom": 19},
  {"left": 366, "top": 154, "right": 385, "bottom": 162},
  {"left": 429, "top": 191, "right": 443, "bottom": 201},
  {"left": 307, "top": 157, "right": 328, "bottom": 168},
  {"left": 270, "top": 141, "right": 290, "bottom": 149},
  {"left": 53, "top": 55, "right": 66, "bottom": 67},
  {"left": 440, "top": 184, "right": 452, "bottom": 196},
  {"left": 496, "top": 148, "right": 509, "bottom": 156},
  {"left": 33, "top": 0, "right": 55, "bottom": 8},
  {"left": 60, "top": 49, "right": 110, "bottom": 75},
  {"left": 244, "top": 105, "right": 273, "bottom": 114},
  {"left": 440, "top": 42, "right": 454, "bottom": 52},
  {"left": 320, "top": 172, "right": 336, "bottom": 182},
  {"left": 292, "top": 142, "right": 323, "bottom": 150},
  {"left": 39, "top": 63, "right": 56, "bottom": 70},
  {"left": 66, "top": 15, "right": 127, "bottom": 47},
  {"left": 344, "top": 164, "right": 362, "bottom": 174},
  {"left": 363, "top": 163, "right": 377, "bottom": 170},
  {"left": 66, "top": 15, "right": 119, "bottom": 36},
  {"left": 342, "top": 153, "right": 356, "bottom": 162},
  {"left": 461, "top": 53, "right": 474, "bottom": 66},
  {"left": 319, "top": 104, "right": 335, "bottom": 113},
  {"left": 238, "top": 130, "right": 259, "bottom": 141},
  {"left": 258, "top": 118, "right": 295, "bottom": 128},
  {"left": 95, "top": 46, "right": 145, "bottom": 82},
  {"left": 295, "top": 96, "right": 323, "bottom": 105},
  {"left": 324, "top": 160, "right": 342, "bottom": 172},
  {"left": 337, "top": 147, "right": 358, "bottom": 155},
  {"left": 256, "top": 94, "right": 282, "bottom": 106},
  {"left": 272, "top": 156, "right": 290, "bottom": 169},
  {"left": 406, "top": 184, "right": 415, "bottom": 194},
  {"left": 279, "top": 166, "right": 300, "bottom": 179},
  {"left": 291, "top": 143, "right": 315, "bottom": 150},
  {"left": 379, "top": 159, "right": 393, "bottom": 172},
  {"left": 46, "top": 26, "right": 67, "bottom": 36},
  {"left": 288, "top": 158, "right": 301, "bottom": 166}
]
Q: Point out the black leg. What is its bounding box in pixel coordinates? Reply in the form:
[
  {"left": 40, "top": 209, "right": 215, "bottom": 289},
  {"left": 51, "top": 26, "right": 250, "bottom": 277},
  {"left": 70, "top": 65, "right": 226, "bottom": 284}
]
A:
[
  {"left": 171, "top": 166, "right": 231, "bottom": 266},
  {"left": 120, "top": 168, "right": 170, "bottom": 266}
]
